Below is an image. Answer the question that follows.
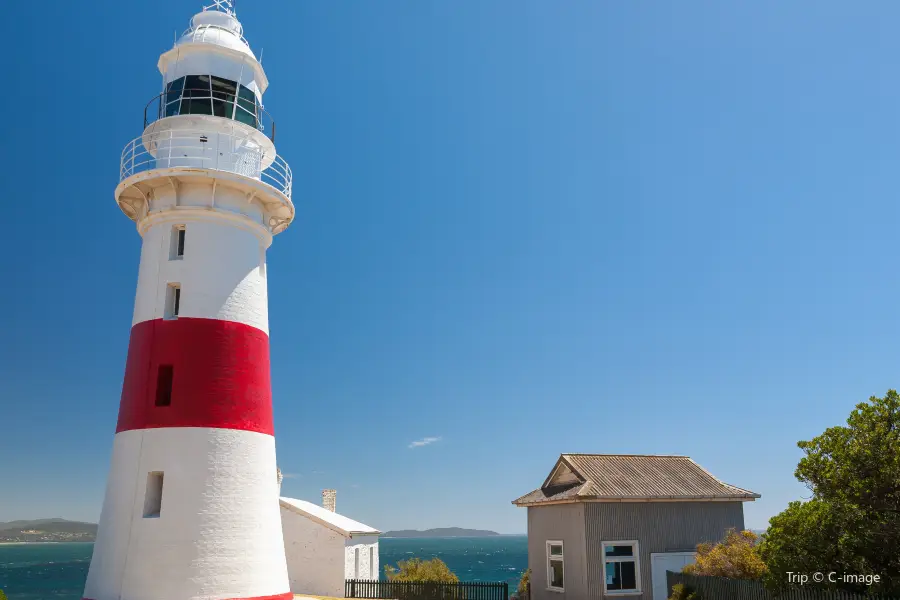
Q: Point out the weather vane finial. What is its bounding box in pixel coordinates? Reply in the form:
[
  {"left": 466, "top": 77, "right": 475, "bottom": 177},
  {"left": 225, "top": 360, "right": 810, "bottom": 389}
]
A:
[{"left": 203, "top": 0, "right": 235, "bottom": 15}]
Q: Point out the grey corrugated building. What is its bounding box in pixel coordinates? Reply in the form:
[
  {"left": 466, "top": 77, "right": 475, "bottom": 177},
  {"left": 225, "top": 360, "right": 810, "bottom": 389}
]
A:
[{"left": 512, "top": 454, "right": 759, "bottom": 600}]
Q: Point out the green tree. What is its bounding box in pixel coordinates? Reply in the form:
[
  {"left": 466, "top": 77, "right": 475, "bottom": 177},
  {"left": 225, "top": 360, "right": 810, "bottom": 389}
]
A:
[
  {"left": 759, "top": 390, "right": 900, "bottom": 595},
  {"left": 384, "top": 557, "right": 459, "bottom": 583},
  {"left": 0, "top": 590, "right": 7, "bottom": 600},
  {"left": 682, "top": 529, "right": 766, "bottom": 579},
  {"left": 516, "top": 568, "right": 531, "bottom": 599}
]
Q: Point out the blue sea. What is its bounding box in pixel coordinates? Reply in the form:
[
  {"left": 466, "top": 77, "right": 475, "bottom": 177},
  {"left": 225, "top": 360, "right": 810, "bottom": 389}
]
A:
[{"left": 0, "top": 537, "right": 527, "bottom": 599}]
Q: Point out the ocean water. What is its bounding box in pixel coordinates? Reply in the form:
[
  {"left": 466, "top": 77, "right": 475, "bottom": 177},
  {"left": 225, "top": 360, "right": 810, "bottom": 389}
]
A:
[{"left": 0, "top": 537, "right": 527, "bottom": 599}]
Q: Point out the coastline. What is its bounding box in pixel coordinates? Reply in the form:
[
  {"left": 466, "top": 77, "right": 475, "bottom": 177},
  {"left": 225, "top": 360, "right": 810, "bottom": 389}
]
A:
[{"left": 0, "top": 541, "right": 92, "bottom": 545}]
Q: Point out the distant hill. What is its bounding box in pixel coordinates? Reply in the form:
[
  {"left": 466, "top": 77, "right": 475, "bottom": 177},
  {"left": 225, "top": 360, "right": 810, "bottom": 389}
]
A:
[
  {"left": 382, "top": 528, "right": 500, "bottom": 538},
  {"left": 0, "top": 519, "right": 97, "bottom": 542}
]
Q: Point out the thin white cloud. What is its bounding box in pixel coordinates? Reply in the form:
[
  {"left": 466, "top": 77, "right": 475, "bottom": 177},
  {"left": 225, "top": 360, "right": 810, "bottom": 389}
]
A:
[
  {"left": 408, "top": 436, "right": 442, "bottom": 449},
  {"left": 281, "top": 473, "right": 300, "bottom": 479}
]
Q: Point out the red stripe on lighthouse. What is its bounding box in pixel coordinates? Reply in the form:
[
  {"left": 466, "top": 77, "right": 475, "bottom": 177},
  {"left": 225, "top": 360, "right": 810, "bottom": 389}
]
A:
[{"left": 116, "top": 317, "right": 275, "bottom": 435}]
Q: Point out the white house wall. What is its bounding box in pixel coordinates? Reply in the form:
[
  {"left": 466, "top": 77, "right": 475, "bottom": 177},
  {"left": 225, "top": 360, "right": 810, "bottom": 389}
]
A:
[
  {"left": 280, "top": 506, "right": 346, "bottom": 598},
  {"left": 345, "top": 536, "right": 379, "bottom": 580}
]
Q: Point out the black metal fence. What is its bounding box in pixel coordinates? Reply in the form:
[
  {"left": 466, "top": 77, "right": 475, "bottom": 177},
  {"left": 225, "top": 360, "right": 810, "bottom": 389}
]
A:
[
  {"left": 667, "top": 572, "right": 898, "bottom": 600},
  {"left": 345, "top": 579, "right": 510, "bottom": 600}
]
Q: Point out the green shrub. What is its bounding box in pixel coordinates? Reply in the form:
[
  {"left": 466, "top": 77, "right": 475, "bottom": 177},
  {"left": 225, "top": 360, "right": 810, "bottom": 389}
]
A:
[
  {"left": 384, "top": 557, "right": 459, "bottom": 583},
  {"left": 516, "top": 568, "right": 531, "bottom": 599},
  {"left": 669, "top": 583, "right": 701, "bottom": 600},
  {"left": 683, "top": 529, "right": 766, "bottom": 579}
]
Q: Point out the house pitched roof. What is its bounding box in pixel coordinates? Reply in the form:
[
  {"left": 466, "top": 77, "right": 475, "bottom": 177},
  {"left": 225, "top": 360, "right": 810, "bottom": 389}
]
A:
[
  {"left": 280, "top": 497, "right": 381, "bottom": 538},
  {"left": 512, "top": 454, "right": 760, "bottom": 506}
]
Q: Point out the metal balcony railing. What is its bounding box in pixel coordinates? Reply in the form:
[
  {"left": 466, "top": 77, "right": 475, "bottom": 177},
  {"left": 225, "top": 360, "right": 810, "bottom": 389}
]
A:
[
  {"left": 180, "top": 22, "right": 251, "bottom": 49},
  {"left": 120, "top": 129, "right": 291, "bottom": 200},
  {"left": 144, "top": 88, "right": 276, "bottom": 142}
]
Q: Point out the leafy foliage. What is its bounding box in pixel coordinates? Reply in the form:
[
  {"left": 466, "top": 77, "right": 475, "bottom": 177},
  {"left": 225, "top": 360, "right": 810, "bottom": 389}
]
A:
[
  {"left": 668, "top": 583, "right": 701, "bottom": 600},
  {"left": 516, "top": 568, "right": 530, "bottom": 599},
  {"left": 0, "top": 590, "right": 6, "bottom": 600},
  {"left": 759, "top": 390, "right": 900, "bottom": 595},
  {"left": 384, "top": 557, "right": 460, "bottom": 583},
  {"left": 682, "top": 529, "right": 766, "bottom": 579}
]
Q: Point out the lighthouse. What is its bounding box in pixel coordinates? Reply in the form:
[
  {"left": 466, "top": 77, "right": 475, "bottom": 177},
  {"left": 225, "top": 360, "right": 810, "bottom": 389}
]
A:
[{"left": 83, "top": 1, "right": 293, "bottom": 599}]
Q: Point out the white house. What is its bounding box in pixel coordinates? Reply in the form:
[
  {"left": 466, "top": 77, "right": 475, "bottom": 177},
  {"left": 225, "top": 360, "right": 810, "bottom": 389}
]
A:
[{"left": 280, "top": 489, "right": 381, "bottom": 598}]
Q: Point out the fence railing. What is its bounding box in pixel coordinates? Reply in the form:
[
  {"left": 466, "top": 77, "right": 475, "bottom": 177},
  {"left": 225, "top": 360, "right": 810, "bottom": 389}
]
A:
[
  {"left": 345, "top": 579, "right": 509, "bottom": 600},
  {"left": 143, "top": 89, "right": 276, "bottom": 142},
  {"left": 667, "top": 572, "right": 898, "bottom": 600},
  {"left": 119, "top": 128, "right": 291, "bottom": 200}
]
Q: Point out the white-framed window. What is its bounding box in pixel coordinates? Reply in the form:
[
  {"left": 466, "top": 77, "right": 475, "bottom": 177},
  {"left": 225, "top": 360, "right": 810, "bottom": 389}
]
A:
[
  {"left": 169, "top": 225, "right": 186, "bottom": 259},
  {"left": 602, "top": 540, "right": 641, "bottom": 595},
  {"left": 546, "top": 540, "right": 564, "bottom": 592},
  {"left": 143, "top": 471, "right": 164, "bottom": 518},
  {"left": 165, "top": 283, "right": 181, "bottom": 319}
]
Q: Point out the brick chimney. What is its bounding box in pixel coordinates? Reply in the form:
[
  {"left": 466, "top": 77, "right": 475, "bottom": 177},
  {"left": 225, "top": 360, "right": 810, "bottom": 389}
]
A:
[{"left": 322, "top": 489, "right": 336, "bottom": 512}]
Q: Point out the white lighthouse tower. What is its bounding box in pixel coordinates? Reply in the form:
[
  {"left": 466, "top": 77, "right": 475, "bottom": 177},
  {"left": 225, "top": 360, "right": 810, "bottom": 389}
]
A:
[{"left": 84, "top": 2, "right": 294, "bottom": 599}]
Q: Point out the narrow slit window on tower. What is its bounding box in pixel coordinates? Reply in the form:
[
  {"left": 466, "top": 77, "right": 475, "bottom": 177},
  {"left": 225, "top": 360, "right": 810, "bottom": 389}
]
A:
[
  {"left": 170, "top": 225, "right": 186, "bottom": 259},
  {"left": 143, "top": 472, "right": 164, "bottom": 518},
  {"left": 165, "top": 284, "right": 181, "bottom": 319},
  {"left": 155, "top": 365, "right": 173, "bottom": 407}
]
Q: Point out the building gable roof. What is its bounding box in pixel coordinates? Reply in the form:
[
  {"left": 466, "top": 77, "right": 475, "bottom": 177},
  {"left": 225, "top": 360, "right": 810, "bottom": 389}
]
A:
[
  {"left": 280, "top": 496, "right": 381, "bottom": 538},
  {"left": 513, "top": 454, "right": 760, "bottom": 506}
]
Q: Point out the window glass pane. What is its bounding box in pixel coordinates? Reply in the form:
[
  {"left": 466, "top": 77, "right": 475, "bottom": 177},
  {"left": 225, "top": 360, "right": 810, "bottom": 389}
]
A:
[
  {"left": 184, "top": 75, "right": 210, "bottom": 97},
  {"left": 549, "top": 544, "right": 563, "bottom": 557},
  {"left": 549, "top": 559, "right": 564, "bottom": 588},
  {"left": 621, "top": 561, "right": 637, "bottom": 590},
  {"left": 166, "top": 77, "right": 185, "bottom": 95},
  {"left": 211, "top": 76, "right": 238, "bottom": 95},
  {"left": 235, "top": 107, "right": 257, "bottom": 127},
  {"left": 165, "top": 101, "right": 181, "bottom": 118},
  {"left": 237, "top": 97, "right": 256, "bottom": 113},
  {"left": 238, "top": 84, "right": 255, "bottom": 103},
  {"left": 604, "top": 545, "right": 634, "bottom": 557},
  {"left": 606, "top": 560, "right": 637, "bottom": 591},
  {"left": 212, "top": 98, "right": 234, "bottom": 118},
  {"left": 183, "top": 98, "right": 212, "bottom": 116}
]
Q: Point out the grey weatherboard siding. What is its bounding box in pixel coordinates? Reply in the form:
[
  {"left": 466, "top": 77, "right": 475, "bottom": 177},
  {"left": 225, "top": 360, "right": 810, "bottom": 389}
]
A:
[
  {"left": 528, "top": 501, "right": 745, "bottom": 600},
  {"left": 527, "top": 504, "right": 589, "bottom": 600}
]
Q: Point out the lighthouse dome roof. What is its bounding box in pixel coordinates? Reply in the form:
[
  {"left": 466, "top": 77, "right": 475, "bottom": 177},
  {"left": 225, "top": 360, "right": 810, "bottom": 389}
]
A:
[{"left": 176, "top": 10, "right": 256, "bottom": 59}]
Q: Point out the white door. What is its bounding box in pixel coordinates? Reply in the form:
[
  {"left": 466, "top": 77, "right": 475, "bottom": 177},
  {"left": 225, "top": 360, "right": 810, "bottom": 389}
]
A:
[{"left": 650, "top": 552, "right": 696, "bottom": 600}]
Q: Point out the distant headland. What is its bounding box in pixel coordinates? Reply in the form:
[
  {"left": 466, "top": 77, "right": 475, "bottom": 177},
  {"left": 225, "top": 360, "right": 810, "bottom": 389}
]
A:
[
  {"left": 381, "top": 527, "right": 500, "bottom": 538},
  {"left": 0, "top": 519, "right": 97, "bottom": 543}
]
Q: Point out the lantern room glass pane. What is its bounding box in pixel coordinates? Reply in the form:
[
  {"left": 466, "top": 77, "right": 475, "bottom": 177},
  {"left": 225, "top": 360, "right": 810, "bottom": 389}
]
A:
[
  {"left": 184, "top": 75, "right": 210, "bottom": 97},
  {"left": 183, "top": 98, "right": 212, "bottom": 115},
  {"left": 235, "top": 106, "right": 257, "bottom": 127},
  {"left": 159, "top": 75, "right": 266, "bottom": 133}
]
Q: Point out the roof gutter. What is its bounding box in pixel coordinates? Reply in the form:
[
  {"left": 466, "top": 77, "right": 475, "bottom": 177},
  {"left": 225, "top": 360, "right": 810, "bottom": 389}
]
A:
[{"left": 512, "top": 495, "right": 760, "bottom": 507}]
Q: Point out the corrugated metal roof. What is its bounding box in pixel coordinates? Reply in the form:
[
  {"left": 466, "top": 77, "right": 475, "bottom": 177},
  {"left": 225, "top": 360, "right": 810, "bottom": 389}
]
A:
[
  {"left": 280, "top": 497, "right": 381, "bottom": 537},
  {"left": 512, "top": 454, "right": 759, "bottom": 506}
]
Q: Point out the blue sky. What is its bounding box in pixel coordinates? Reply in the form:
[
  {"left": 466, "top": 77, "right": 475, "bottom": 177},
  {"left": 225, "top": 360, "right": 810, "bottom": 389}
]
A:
[{"left": 2, "top": 0, "right": 900, "bottom": 534}]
